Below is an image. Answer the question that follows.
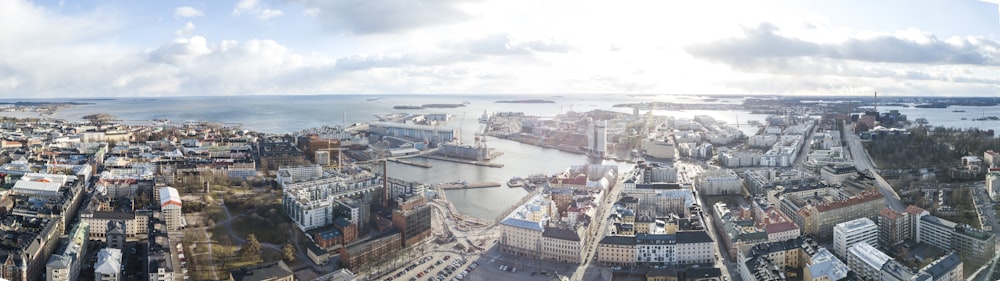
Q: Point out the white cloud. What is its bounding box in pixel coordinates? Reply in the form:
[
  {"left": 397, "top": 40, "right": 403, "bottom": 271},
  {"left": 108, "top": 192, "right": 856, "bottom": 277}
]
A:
[
  {"left": 293, "top": 0, "right": 476, "bottom": 35},
  {"left": 174, "top": 6, "right": 204, "bottom": 18},
  {"left": 232, "top": 0, "right": 283, "bottom": 20},
  {"left": 174, "top": 22, "right": 196, "bottom": 37}
]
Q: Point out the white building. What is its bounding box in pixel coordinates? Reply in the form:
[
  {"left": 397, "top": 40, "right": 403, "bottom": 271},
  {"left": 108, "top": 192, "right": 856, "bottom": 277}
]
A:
[
  {"left": 988, "top": 172, "right": 1000, "bottom": 202},
  {"left": 46, "top": 223, "right": 89, "bottom": 281},
  {"left": 499, "top": 194, "right": 554, "bottom": 259},
  {"left": 695, "top": 169, "right": 742, "bottom": 195},
  {"left": 159, "top": 187, "right": 183, "bottom": 231},
  {"left": 845, "top": 243, "right": 891, "bottom": 281},
  {"left": 586, "top": 120, "right": 608, "bottom": 157},
  {"left": 94, "top": 248, "right": 122, "bottom": 281},
  {"left": 833, "top": 218, "right": 877, "bottom": 258},
  {"left": 642, "top": 137, "right": 675, "bottom": 160},
  {"left": 276, "top": 165, "right": 324, "bottom": 185},
  {"left": 636, "top": 232, "right": 714, "bottom": 265},
  {"left": 281, "top": 172, "right": 380, "bottom": 231}
]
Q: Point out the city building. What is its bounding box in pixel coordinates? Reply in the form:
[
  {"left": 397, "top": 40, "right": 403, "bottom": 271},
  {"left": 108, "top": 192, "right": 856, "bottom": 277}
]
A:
[
  {"left": 988, "top": 171, "right": 1000, "bottom": 202},
  {"left": 636, "top": 231, "right": 714, "bottom": 265},
  {"left": 586, "top": 120, "right": 608, "bottom": 157},
  {"left": 737, "top": 236, "right": 848, "bottom": 281},
  {"left": 106, "top": 221, "right": 126, "bottom": 249},
  {"left": 916, "top": 212, "right": 996, "bottom": 267},
  {"left": 541, "top": 227, "right": 584, "bottom": 263},
  {"left": 337, "top": 231, "right": 402, "bottom": 270},
  {"left": 499, "top": 195, "right": 554, "bottom": 259},
  {"left": 368, "top": 121, "right": 457, "bottom": 145},
  {"left": 820, "top": 164, "right": 857, "bottom": 185},
  {"left": 391, "top": 195, "right": 432, "bottom": 247},
  {"left": 79, "top": 210, "right": 149, "bottom": 241},
  {"left": 597, "top": 235, "right": 637, "bottom": 267},
  {"left": 159, "top": 186, "right": 183, "bottom": 230},
  {"left": 281, "top": 170, "right": 380, "bottom": 231},
  {"left": 877, "top": 206, "right": 922, "bottom": 248},
  {"left": 845, "top": 242, "right": 890, "bottom": 281},
  {"left": 695, "top": 169, "right": 742, "bottom": 195},
  {"left": 643, "top": 137, "right": 676, "bottom": 160},
  {"left": 880, "top": 252, "right": 963, "bottom": 281},
  {"left": 832, "top": 217, "right": 877, "bottom": 257},
  {"left": 803, "top": 248, "right": 850, "bottom": 281},
  {"left": 94, "top": 248, "right": 123, "bottom": 281},
  {"left": 782, "top": 190, "right": 884, "bottom": 240},
  {"left": 45, "top": 223, "right": 89, "bottom": 281},
  {"left": 228, "top": 261, "right": 294, "bottom": 281}
]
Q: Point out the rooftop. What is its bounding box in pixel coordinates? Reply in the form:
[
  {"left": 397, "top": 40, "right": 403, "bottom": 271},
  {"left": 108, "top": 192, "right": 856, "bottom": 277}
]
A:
[
  {"left": 834, "top": 217, "right": 876, "bottom": 232},
  {"left": 847, "top": 242, "right": 891, "bottom": 270}
]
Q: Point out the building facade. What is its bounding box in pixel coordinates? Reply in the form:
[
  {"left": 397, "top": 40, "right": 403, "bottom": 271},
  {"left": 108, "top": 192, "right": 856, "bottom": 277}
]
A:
[
  {"left": 159, "top": 187, "right": 183, "bottom": 230},
  {"left": 832, "top": 218, "right": 877, "bottom": 258}
]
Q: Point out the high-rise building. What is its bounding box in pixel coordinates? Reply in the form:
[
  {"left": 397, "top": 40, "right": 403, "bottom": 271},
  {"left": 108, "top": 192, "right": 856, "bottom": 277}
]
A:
[
  {"left": 833, "top": 218, "right": 877, "bottom": 258},
  {"left": 988, "top": 171, "right": 1000, "bottom": 202},
  {"left": 586, "top": 120, "right": 607, "bottom": 157},
  {"left": 877, "top": 206, "right": 925, "bottom": 248},
  {"left": 158, "top": 187, "right": 183, "bottom": 231}
]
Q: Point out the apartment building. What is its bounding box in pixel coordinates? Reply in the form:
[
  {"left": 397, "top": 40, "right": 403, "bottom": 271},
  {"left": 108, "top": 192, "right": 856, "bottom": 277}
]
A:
[
  {"left": 832, "top": 218, "right": 877, "bottom": 258},
  {"left": 597, "top": 236, "right": 637, "bottom": 267},
  {"left": 94, "top": 248, "right": 122, "bottom": 281},
  {"left": 877, "top": 206, "right": 925, "bottom": 248},
  {"left": 695, "top": 169, "right": 742, "bottom": 195},
  {"left": 45, "top": 223, "right": 89, "bottom": 281},
  {"left": 916, "top": 212, "right": 996, "bottom": 267},
  {"left": 784, "top": 190, "right": 884, "bottom": 240},
  {"left": 845, "top": 242, "right": 890, "bottom": 281},
  {"left": 159, "top": 186, "right": 183, "bottom": 230}
]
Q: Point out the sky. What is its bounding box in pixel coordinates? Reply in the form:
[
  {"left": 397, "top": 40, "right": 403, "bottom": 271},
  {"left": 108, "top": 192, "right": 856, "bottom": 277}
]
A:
[{"left": 3, "top": 0, "right": 1000, "bottom": 98}]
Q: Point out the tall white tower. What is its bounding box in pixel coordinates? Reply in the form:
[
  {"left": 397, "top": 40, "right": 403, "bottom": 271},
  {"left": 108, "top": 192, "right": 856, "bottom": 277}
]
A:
[{"left": 587, "top": 119, "right": 607, "bottom": 157}]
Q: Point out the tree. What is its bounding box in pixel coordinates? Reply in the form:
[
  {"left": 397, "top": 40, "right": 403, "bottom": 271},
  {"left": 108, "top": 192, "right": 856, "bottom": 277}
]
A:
[
  {"left": 239, "top": 234, "right": 262, "bottom": 259},
  {"left": 282, "top": 243, "right": 296, "bottom": 263}
]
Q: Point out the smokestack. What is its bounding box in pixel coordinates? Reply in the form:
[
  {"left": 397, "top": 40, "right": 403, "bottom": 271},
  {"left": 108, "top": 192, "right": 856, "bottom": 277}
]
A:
[{"left": 874, "top": 91, "right": 878, "bottom": 112}]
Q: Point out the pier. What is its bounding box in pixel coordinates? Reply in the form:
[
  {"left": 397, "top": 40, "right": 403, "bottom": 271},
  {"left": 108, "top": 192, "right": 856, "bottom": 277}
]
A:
[
  {"left": 388, "top": 158, "right": 432, "bottom": 168},
  {"left": 437, "top": 181, "right": 501, "bottom": 190},
  {"left": 419, "top": 154, "right": 504, "bottom": 168}
]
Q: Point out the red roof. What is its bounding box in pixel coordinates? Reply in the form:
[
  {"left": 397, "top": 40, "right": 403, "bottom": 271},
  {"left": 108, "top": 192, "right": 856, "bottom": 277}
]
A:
[
  {"left": 879, "top": 207, "right": 899, "bottom": 220},
  {"left": 904, "top": 205, "right": 925, "bottom": 215},
  {"left": 766, "top": 222, "right": 799, "bottom": 234},
  {"left": 814, "top": 191, "right": 883, "bottom": 212}
]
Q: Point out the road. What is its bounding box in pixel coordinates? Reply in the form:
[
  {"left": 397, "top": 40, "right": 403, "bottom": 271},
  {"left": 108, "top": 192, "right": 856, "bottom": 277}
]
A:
[
  {"left": 842, "top": 124, "right": 905, "bottom": 211},
  {"left": 571, "top": 176, "right": 627, "bottom": 281}
]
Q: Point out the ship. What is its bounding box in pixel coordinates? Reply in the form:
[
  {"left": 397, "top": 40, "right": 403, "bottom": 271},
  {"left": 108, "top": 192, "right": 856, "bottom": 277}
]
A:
[
  {"left": 437, "top": 143, "right": 501, "bottom": 161},
  {"left": 507, "top": 177, "right": 524, "bottom": 187}
]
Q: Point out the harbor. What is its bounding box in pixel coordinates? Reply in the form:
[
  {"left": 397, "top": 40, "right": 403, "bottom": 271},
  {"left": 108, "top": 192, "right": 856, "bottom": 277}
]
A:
[
  {"left": 420, "top": 154, "right": 505, "bottom": 168},
  {"left": 437, "top": 181, "right": 502, "bottom": 190}
]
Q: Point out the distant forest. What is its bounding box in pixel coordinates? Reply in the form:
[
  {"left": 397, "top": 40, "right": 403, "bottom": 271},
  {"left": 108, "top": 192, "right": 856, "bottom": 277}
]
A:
[{"left": 865, "top": 126, "right": 1000, "bottom": 169}]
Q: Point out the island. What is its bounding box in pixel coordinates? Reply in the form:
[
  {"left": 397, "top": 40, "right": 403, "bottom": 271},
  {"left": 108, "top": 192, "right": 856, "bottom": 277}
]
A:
[
  {"left": 495, "top": 99, "right": 556, "bottom": 104},
  {"left": 392, "top": 103, "right": 466, "bottom": 110}
]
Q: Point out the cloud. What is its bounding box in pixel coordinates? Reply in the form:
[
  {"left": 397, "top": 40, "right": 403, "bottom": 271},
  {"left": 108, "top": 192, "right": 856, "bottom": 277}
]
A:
[
  {"left": 293, "top": 0, "right": 476, "bottom": 35},
  {"left": 174, "top": 22, "right": 196, "bottom": 37},
  {"left": 174, "top": 6, "right": 204, "bottom": 18},
  {"left": 334, "top": 52, "right": 474, "bottom": 71},
  {"left": 450, "top": 33, "right": 577, "bottom": 56},
  {"left": 686, "top": 22, "right": 1000, "bottom": 66},
  {"left": 232, "top": 0, "right": 283, "bottom": 20}
]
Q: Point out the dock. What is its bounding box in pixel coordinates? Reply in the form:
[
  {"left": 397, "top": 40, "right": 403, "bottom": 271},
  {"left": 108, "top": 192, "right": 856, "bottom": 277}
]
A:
[
  {"left": 437, "top": 181, "right": 502, "bottom": 190},
  {"left": 388, "top": 158, "right": 432, "bottom": 168},
  {"left": 419, "top": 154, "right": 504, "bottom": 168}
]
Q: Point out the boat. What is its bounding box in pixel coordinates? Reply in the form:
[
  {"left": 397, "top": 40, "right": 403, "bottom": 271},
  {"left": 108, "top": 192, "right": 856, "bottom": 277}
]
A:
[
  {"left": 507, "top": 177, "right": 524, "bottom": 187},
  {"left": 953, "top": 110, "right": 966, "bottom": 112}
]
